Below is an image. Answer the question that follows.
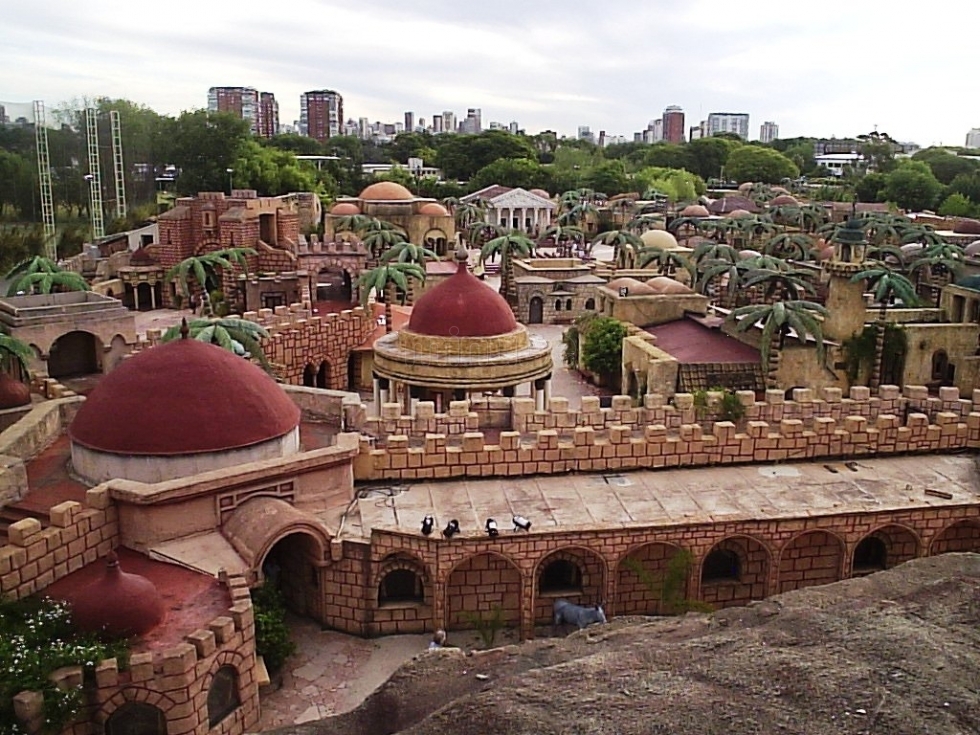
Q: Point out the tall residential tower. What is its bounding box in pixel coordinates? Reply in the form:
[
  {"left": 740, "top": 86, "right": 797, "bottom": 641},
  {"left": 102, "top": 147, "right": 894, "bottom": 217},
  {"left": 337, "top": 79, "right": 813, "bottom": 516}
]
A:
[{"left": 300, "top": 90, "right": 344, "bottom": 142}]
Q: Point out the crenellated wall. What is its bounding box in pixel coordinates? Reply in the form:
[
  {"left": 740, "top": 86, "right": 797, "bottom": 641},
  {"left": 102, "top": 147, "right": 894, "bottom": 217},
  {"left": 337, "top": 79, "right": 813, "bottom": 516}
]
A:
[{"left": 354, "top": 385, "right": 980, "bottom": 482}]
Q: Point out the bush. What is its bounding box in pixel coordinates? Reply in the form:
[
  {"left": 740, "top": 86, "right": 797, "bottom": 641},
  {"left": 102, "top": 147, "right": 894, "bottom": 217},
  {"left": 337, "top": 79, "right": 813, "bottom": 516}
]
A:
[
  {"left": 938, "top": 192, "right": 976, "bottom": 218},
  {"left": 251, "top": 585, "right": 296, "bottom": 673},
  {"left": 461, "top": 605, "right": 505, "bottom": 649},
  {"left": 580, "top": 316, "right": 627, "bottom": 384}
]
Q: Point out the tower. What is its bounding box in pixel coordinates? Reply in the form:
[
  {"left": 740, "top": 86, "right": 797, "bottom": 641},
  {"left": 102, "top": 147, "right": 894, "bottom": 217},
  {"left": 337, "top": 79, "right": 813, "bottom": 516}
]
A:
[
  {"left": 110, "top": 110, "right": 127, "bottom": 220},
  {"left": 32, "top": 101, "right": 57, "bottom": 259},
  {"left": 821, "top": 219, "right": 869, "bottom": 343},
  {"left": 85, "top": 108, "right": 106, "bottom": 240}
]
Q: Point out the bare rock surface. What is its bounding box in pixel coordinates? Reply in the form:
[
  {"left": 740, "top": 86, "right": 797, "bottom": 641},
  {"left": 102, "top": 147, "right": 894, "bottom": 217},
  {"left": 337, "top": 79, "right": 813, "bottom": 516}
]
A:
[{"left": 264, "top": 554, "right": 980, "bottom": 735}]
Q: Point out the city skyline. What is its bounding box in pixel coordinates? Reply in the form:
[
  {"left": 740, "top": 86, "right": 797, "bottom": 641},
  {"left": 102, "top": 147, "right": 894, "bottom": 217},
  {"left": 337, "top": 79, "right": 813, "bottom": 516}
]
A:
[{"left": 2, "top": 0, "right": 978, "bottom": 146}]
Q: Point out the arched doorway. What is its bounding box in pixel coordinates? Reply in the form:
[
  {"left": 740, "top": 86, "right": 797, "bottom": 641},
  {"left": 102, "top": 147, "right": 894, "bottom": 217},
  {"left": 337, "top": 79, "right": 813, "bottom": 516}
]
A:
[
  {"left": 700, "top": 536, "right": 770, "bottom": 609},
  {"left": 424, "top": 229, "right": 449, "bottom": 257},
  {"left": 446, "top": 553, "right": 521, "bottom": 631},
  {"left": 303, "top": 364, "right": 315, "bottom": 387},
  {"left": 317, "top": 361, "right": 329, "bottom": 389},
  {"left": 261, "top": 532, "right": 323, "bottom": 616},
  {"left": 777, "top": 531, "right": 844, "bottom": 593},
  {"left": 616, "top": 542, "right": 687, "bottom": 616},
  {"left": 105, "top": 703, "right": 167, "bottom": 735},
  {"left": 48, "top": 331, "right": 100, "bottom": 379},
  {"left": 136, "top": 282, "right": 153, "bottom": 311},
  {"left": 316, "top": 267, "right": 352, "bottom": 304},
  {"left": 930, "top": 520, "right": 980, "bottom": 554},
  {"left": 528, "top": 296, "right": 544, "bottom": 324},
  {"left": 534, "top": 548, "right": 604, "bottom": 625},
  {"left": 851, "top": 525, "right": 919, "bottom": 576}
]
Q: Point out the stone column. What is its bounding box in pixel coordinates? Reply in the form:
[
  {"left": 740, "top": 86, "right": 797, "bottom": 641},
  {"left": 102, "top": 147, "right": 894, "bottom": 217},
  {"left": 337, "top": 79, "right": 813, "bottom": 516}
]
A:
[
  {"left": 373, "top": 378, "right": 381, "bottom": 411},
  {"left": 378, "top": 377, "right": 390, "bottom": 412},
  {"left": 133, "top": 286, "right": 140, "bottom": 311},
  {"left": 543, "top": 378, "right": 552, "bottom": 409}
]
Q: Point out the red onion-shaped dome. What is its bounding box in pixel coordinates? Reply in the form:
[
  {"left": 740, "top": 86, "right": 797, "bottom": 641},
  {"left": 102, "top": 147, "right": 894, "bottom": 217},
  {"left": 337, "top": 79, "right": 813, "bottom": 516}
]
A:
[
  {"left": 407, "top": 254, "right": 518, "bottom": 337},
  {"left": 330, "top": 202, "right": 361, "bottom": 215},
  {"left": 359, "top": 182, "right": 414, "bottom": 201},
  {"left": 418, "top": 202, "right": 450, "bottom": 216},
  {"left": 954, "top": 219, "right": 980, "bottom": 235},
  {"left": 68, "top": 551, "right": 165, "bottom": 639},
  {"left": 0, "top": 373, "right": 31, "bottom": 409},
  {"left": 70, "top": 339, "right": 299, "bottom": 455}
]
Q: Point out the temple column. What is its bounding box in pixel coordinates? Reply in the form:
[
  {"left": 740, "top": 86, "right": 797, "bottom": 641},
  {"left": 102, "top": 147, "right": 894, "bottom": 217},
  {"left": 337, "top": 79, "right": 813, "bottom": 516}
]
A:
[
  {"left": 543, "top": 377, "right": 552, "bottom": 409},
  {"left": 133, "top": 287, "right": 140, "bottom": 311},
  {"left": 378, "top": 377, "right": 390, "bottom": 413},
  {"left": 149, "top": 283, "right": 157, "bottom": 310},
  {"left": 373, "top": 377, "right": 381, "bottom": 411}
]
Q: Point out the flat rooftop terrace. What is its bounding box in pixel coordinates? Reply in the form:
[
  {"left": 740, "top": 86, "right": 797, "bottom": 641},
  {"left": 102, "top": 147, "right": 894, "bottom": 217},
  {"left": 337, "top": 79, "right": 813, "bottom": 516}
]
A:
[{"left": 336, "top": 453, "right": 980, "bottom": 540}]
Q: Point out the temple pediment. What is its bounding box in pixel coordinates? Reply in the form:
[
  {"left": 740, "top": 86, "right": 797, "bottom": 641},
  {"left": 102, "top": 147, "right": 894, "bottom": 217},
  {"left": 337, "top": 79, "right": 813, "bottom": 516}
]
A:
[{"left": 489, "top": 188, "right": 555, "bottom": 210}]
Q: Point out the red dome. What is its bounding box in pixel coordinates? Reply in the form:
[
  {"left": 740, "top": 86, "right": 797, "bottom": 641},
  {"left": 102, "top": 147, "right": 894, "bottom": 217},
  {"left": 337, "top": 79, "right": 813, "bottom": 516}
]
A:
[
  {"left": 0, "top": 373, "right": 30, "bottom": 409},
  {"left": 954, "top": 219, "right": 980, "bottom": 235},
  {"left": 408, "top": 263, "right": 518, "bottom": 337},
  {"left": 359, "top": 181, "right": 414, "bottom": 201},
  {"left": 418, "top": 202, "right": 450, "bottom": 216},
  {"left": 67, "top": 552, "right": 165, "bottom": 639},
  {"left": 70, "top": 339, "right": 299, "bottom": 455},
  {"left": 330, "top": 202, "right": 361, "bottom": 215}
]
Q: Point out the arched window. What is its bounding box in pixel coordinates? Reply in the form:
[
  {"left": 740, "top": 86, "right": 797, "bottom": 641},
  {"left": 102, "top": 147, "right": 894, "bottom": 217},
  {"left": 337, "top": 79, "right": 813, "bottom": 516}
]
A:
[
  {"left": 931, "top": 350, "right": 949, "bottom": 381},
  {"left": 539, "top": 559, "right": 582, "bottom": 593},
  {"left": 565, "top": 298, "right": 572, "bottom": 311},
  {"left": 379, "top": 568, "right": 424, "bottom": 604},
  {"left": 106, "top": 702, "right": 167, "bottom": 735},
  {"left": 853, "top": 537, "right": 887, "bottom": 573},
  {"left": 207, "top": 665, "right": 241, "bottom": 727},
  {"left": 585, "top": 297, "right": 595, "bottom": 310},
  {"left": 555, "top": 299, "right": 562, "bottom": 311},
  {"left": 702, "top": 548, "right": 740, "bottom": 583}
]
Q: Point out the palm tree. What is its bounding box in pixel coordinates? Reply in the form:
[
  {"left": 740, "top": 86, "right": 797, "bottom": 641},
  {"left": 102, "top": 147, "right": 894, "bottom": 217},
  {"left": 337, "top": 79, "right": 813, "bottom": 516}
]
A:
[
  {"left": 637, "top": 247, "right": 694, "bottom": 280},
  {"left": 333, "top": 214, "right": 373, "bottom": 236},
  {"left": 167, "top": 247, "right": 257, "bottom": 316},
  {"left": 849, "top": 265, "right": 918, "bottom": 390},
  {"left": 558, "top": 201, "right": 599, "bottom": 228},
  {"left": 454, "top": 201, "right": 485, "bottom": 231},
  {"left": 381, "top": 241, "right": 439, "bottom": 266},
  {"left": 0, "top": 329, "right": 34, "bottom": 380},
  {"left": 731, "top": 300, "right": 828, "bottom": 389},
  {"left": 5, "top": 255, "right": 90, "bottom": 296},
  {"left": 625, "top": 214, "right": 664, "bottom": 235},
  {"left": 667, "top": 216, "right": 703, "bottom": 243},
  {"left": 741, "top": 267, "right": 816, "bottom": 302},
  {"left": 357, "top": 262, "right": 426, "bottom": 334},
  {"left": 762, "top": 233, "right": 814, "bottom": 261},
  {"left": 542, "top": 223, "right": 585, "bottom": 256},
  {"left": 697, "top": 259, "right": 745, "bottom": 307},
  {"left": 592, "top": 230, "right": 643, "bottom": 266},
  {"left": 361, "top": 227, "right": 407, "bottom": 261},
  {"left": 440, "top": 196, "right": 460, "bottom": 214},
  {"left": 161, "top": 317, "right": 273, "bottom": 372},
  {"left": 467, "top": 221, "right": 506, "bottom": 251},
  {"left": 691, "top": 241, "right": 739, "bottom": 269},
  {"left": 480, "top": 231, "right": 534, "bottom": 304}
]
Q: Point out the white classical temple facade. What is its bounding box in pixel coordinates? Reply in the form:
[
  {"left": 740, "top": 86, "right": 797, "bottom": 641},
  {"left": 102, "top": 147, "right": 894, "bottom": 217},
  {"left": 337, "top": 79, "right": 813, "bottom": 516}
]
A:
[{"left": 463, "top": 186, "right": 556, "bottom": 236}]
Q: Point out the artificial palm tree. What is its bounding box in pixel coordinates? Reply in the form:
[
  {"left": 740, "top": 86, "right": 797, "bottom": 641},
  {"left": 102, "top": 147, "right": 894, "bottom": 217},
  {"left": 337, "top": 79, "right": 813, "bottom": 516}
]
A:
[
  {"left": 741, "top": 267, "right": 816, "bottom": 302},
  {"left": 439, "top": 196, "right": 460, "bottom": 214},
  {"left": 332, "top": 214, "right": 373, "bottom": 236},
  {"left": 454, "top": 201, "right": 485, "bottom": 231},
  {"left": 696, "top": 259, "right": 744, "bottom": 307},
  {"left": 357, "top": 262, "right": 426, "bottom": 334},
  {"left": 625, "top": 214, "right": 664, "bottom": 235},
  {"left": 849, "top": 265, "right": 918, "bottom": 390},
  {"left": 480, "top": 231, "right": 534, "bottom": 304},
  {"left": 691, "top": 241, "right": 739, "bottom": 269},
  {"left": 558, "top": 202, "right": 599, "bottom": 228},
  {"left": 161, "top": 317, "right": 272, "bottom": 372},
  {"left": 0, "top": 329, "right": 34, "bottom": 380},
  {"left": 637, "top": 246, "right": 694, "bottom": 280},
  {"left": 380, "top": 242, "right": 438, "bottom": 303},
  {"left": 361, "top": 227, "right": 407, "bottom": 261},
  {"left": 5, "top": 255, "right": 90, "bottom": 296},
  {"left": 592, "top": 230, "right": 643, "bottom": 267},
  {"left": 762, "top": 233, "right": 814, "bottom": 261},
  {"left": 167, "top": 247, "right": 256, "bottom": 316},
  {"left": 542, "top": 223, "right": 585, "bottom": 256},
  {"left": 667, "top": 216, "right": 703, "bottom": 243},
  {"left": 731, "top": 300, "right": 828, "bottom": 389}
]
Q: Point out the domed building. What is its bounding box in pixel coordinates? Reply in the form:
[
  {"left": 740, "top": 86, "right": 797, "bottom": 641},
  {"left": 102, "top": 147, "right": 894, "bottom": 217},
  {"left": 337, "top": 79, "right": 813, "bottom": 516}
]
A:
[
  {"left": 372, "top": 247, "right": 553, "bottom": 411},
  {"left": 324, "top": 182, "right": 456, "bottom": 256},
  {"left": 69, "top": 336, "right": 301, "bottom": 484}
]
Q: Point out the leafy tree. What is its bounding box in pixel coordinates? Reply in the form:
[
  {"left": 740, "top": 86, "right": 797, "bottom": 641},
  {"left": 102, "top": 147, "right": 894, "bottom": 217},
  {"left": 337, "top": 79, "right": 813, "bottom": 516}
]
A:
[
  {"left": 938, "top": 192, "right": 976, "bottom": 217},
  {"left": 949, "top": 171, "right": 980, "bottom": 205},
  {"left": 480, "top": 230, "right": 534, "bottom": 302},
  {"left": 882, "top": 162, "right": 942, "bottom": 212},
  {"left": 731, "top": 300, "right": 828, "bottom": 389},
  {"left": 633, "top": 167, "right": 704, "bottom": 202},
  {"left": 162, "top": 110, "right": 251, "bottom": 195},
  {"left": 468, "top": 157, "right": 553, "bottom": 191},
  {"left": 0, "top": 149, "right": 37, "bottom": 218},
  {"left": 780, "top": 140, "right": 818, "bottom": 176},
  {"left": 687, "top": 136, "right": 737, "bottom": 180},
  {"left": 583, "top": 160, "right": 631, "bottom": 197},
  {"left": 640, "top": 144, "right": 695, "bottom": 171},
  {"left": 357, "top": 262, "right": 425, "bottom": 333},
  {"left": 912, "top": 148, "right": 979, "bottom": 185},
  {"left": 167, "top": 247, "right": 256, "bottom": 314},
  {"left": 854, "top": 172, "right": 888, "bottom": 203},
  {"left": 849, "top": 265, "right": 917, "bottom": 390},
  {"left": 0, "top": 228, "right": 45, "bottom": 276},
  {"left": 725, "top": 146, "right": 799, "bottom": 184},
  {"left": 162, "top": 317, "right": 272, "bottom": 371},
  {"left": 434, "top": 130, "right": 536, "bottom": 181},
  {"left": 234, "top": 140, "right": 317, "bottom": 196},
  {"left": 384, "top": 131, "right": 437, "bottom": 164},
  {"left": 267, "top": 133, "right": 324, "bottom": 155},
  {"left": 580, "top": 316, "right": 628, "bottom": 386}
]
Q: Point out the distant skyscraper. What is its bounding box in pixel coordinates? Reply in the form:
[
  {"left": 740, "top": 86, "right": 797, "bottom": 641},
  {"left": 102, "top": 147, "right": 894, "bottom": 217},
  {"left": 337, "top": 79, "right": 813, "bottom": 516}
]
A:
[
  {"left": 208, "top": 86, "right": 262, "bottom": 134},
  {"left": 577, "top": 125, "right": 594, "bottom": 144},
  {"left": 442, "top": 111, "right": 457, "bottom": 134},
  {"left": 358, "top": 117, "right": 370, "bottom": 139},
  {"left": 432, "top": 114, "right": 444, "bottom": 134},
  {"left": 0, "top": 104, "right": 7, "bottom": 125},
  {"left": 509, "top": 121, "right": 519, "bottom": 134},
  {"left": 662, "top": 106, "right": 685, "bottom": 145},
  {"left": 404, "top": 111, "right": 415, "bottom": 133},
  {"left": 461, "top": 108, "right": 482, "bottom": 134},
  {"left": 966, "top": 128, "right": 980, "bottom": 149},
  {"left": 760, "top": 121, "right": 780, "bottom": 144},
  {"left": 651, "top": 119, "right": 664, "bottom": 143},
  {"left": 299, "top": 90, "right": 344, "bottom": 142},
  {"left": 257, "top": 92, "right": 279, "bottom": 138},
  {"left": 706, "top": 112, "right": 750, "bottom": 139}
]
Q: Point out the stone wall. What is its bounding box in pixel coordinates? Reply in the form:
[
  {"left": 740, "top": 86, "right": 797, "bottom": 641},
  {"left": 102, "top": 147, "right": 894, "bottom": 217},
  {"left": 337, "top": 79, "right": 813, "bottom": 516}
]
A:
[{"left": 354, "top": 385, "right": 980, "bottom": 482}]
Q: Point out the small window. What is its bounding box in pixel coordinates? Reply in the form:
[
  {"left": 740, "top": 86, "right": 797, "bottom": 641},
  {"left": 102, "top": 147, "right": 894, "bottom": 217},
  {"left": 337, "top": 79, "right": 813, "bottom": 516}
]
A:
[
  {"left": 203, "top": 211, "right": 216, "bottom": 229},
  {"left": 207, "top": 666, "right": 241, "bottom": 727},
  {"left": 539, "top": 559, "right": 582, "bottom": 593},
  {"left": 585, "top": 297, "right": 595, "bottom": 310},
  {"left": 702, "top": 549, "right": 740, "bottom": 583},
  {"left": 565, "top": 298, "right": 572, "bottom": 311},
  {"left": 555, "top": 299, "right": 562, "bottom": 311},
  {"left": 853, "top": 537, "right": 887, "bottom": 573},
  {"left": 379, "top": 569, "right": 423, "bottom": 604},
  {"left": 106, "top": 703, "right": 167, "bottom": 735}
]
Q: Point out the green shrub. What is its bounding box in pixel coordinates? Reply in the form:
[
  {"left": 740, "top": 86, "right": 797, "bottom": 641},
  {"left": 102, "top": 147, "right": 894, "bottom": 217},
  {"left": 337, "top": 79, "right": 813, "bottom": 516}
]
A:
[
  {"left": 461, "top": 605, "right": 505, "bottom": 649},
  {"left": 580, "top": 316, "right": 627, "bottom": 384},
  {"left": 251, "top": 585, "right": 296, "bottom": 673}
]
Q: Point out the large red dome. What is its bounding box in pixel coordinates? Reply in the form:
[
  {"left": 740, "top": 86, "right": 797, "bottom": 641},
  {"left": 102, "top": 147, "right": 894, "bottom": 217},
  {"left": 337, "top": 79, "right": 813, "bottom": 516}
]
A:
[
  {"left": 70, "top": 338, "right": 300, "bottom": 456},
  {"left": 407, "top": 263, "right": 518, "bottom": 337}
]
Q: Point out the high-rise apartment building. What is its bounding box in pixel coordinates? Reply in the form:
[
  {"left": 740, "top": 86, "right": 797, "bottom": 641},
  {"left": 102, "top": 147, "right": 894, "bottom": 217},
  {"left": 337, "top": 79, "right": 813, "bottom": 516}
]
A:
[
  {"left": 577, "top": 125, "right": 595, "bottom": 144},
  {"left": 208, "top": 86, "right": 267, "bottom": 135},
  {"left": 442, "top": 111, "right": 457, "bottom": 134},
  {"left": 509, "top": 121, "right": 519, "bottom": 134},
  {"left": 662, "top": 106, "right": 685, "bottom": 144},
  {"left": 299, "top": 90, "right": 344, "bottom": 142},
  {"left": 357, "top": 117, "right": 370, "bottom": 139},
  {"left": 706, "top": 112, "right": 750, "bottom": 139},
  {"left": 432, "top": 114, "right": 444, "bottom": 134},
  {"left": 760, "top": 121, "right": 779, "bottom": 144},
  {"left": 404, "top": 111, "right": 415, "bottom": 133},
  {"left": 257, "top": 93, "right": 279, "bottom": 138},
  {"left": 966, "top": 128, "right": 980, "bottom": 149},
  {"left": 461, "top": 108, "right": 482, "bottom": 134}
]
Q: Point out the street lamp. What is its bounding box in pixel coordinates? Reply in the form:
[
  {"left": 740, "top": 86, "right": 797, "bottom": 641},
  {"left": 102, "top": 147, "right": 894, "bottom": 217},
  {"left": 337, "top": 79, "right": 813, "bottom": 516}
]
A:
[{"left": 226, "top": 168, "right": 234, "bottom": 195}]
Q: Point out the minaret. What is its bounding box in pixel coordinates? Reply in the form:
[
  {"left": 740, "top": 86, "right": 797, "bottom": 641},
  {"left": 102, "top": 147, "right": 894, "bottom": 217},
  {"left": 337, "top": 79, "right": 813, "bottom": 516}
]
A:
[{"left": 821, "top": 219, "right": 869, "bottom": 343}]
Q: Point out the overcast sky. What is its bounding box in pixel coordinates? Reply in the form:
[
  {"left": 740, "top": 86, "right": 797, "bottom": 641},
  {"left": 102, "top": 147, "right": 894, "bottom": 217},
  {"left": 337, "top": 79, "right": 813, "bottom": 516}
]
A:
[{"left": 2, "top": 0, "right": 978, "bottom": 146}]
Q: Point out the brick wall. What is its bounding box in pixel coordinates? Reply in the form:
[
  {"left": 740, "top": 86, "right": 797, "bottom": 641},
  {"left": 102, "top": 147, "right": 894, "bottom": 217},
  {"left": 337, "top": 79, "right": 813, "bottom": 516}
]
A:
[
  {"left": 445, "top": 553, "right": 522, "bottom": 629},
  {"left": 776, "top": 530, "right": 844, "bottom": 594}
]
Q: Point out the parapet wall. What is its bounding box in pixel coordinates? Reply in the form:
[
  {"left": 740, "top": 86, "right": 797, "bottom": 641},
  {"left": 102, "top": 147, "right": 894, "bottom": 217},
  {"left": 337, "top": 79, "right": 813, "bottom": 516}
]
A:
[{"left": 354, "top": 385, "right": 980, "bottom": 481}]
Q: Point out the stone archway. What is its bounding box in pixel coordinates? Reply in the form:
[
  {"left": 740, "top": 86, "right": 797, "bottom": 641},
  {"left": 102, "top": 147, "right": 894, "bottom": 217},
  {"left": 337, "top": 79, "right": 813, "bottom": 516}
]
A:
[
  {"left": 105, "top": 703, "right": 167, "bottom": 735},
  {"left": 534, "top": 547, "right": 605, "bottom": 626},
  {"left": 445, "top": 552, "right": 521, "bottom": 631},
  {"left": 315, "top": 265, "right": 353, "bottom": 305},
  {"left": 930, "top": 520, "right": 980, "bottom": 554},
  {"left": 303, "top": 364, "right": 316, "bottom": 387},
  {"left": 423, "top": 228, "right": 449, "bottom": 257},
  {"left": 615, "top": 542, "right": 687, "bottom": 616},
  {"left": 317, "top": 361, "right": 329, "bottom": 389},
  {"left": 528, "top": 296, "right": 544, "bottom": 324},
  {"left": 700, "top": 536, "right": 771, "bottom": 609},
  {"left": 777, "top": 531, "right": 844, "bottom": 593},
  {"left": 48, "top": 331, "right": 101, "bottom": 379},
  {"left": 851, "top": 525, "right": 920, "bottom": 576}
]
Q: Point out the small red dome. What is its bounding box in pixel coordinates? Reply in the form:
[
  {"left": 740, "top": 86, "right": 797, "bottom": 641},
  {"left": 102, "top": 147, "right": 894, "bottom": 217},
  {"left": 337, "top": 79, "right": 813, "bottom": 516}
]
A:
[
  {"left": 330, "top": 202, "right": 361, "bottom": 215},
  {"left": 68, "top": 552, "right": 165, "bottom": 639},
  {"left": 408, "top": 262, "right": 518, "bottom": 337},
  {"left": 359, "top": 182, "right": 414, "bottom": 201},
  {"left": 0, "top": 373, "right": 30, "bottom": 409},
  {"left": 530, "top": 188, "right": 552, "bottom": 200},
  {"left": 70, "top": 339, "right": 299, "bottom": 455},
  {"left": 770, "top": 194, "right": 800, "bottom": 207},
  {"left": 954, "top": 219, "right": 980, "bottom": 235},
  {"left": 418, "top": 202, "right": 450, "bottom": 216}
]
